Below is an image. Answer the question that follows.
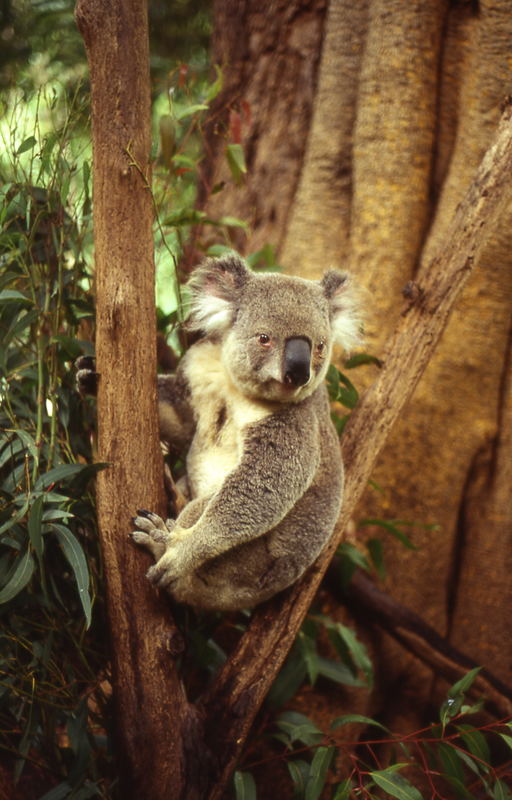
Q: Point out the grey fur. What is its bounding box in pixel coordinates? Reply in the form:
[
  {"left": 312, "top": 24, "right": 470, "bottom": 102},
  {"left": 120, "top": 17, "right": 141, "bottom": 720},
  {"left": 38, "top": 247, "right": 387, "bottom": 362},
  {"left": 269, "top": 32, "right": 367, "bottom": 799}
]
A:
[{"left": 132, "top": 254, "right": 361, "bottom": 610}]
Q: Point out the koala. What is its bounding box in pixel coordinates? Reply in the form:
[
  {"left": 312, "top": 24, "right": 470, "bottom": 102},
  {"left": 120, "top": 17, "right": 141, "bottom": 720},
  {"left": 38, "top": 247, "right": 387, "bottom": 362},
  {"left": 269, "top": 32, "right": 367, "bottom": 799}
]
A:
[{"left": 129, "top": 253, "right": 361, "bottom": 611}]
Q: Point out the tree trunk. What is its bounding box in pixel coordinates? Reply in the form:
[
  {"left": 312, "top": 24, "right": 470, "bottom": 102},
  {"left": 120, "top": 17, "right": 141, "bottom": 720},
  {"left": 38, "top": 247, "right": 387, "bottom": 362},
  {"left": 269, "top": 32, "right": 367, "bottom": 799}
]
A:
[
  {"left": 200, "top": 0, "right": 512, "bottom": 735},
  {"left": 74, "top": 2, "right": 193, "bottom": 797}
]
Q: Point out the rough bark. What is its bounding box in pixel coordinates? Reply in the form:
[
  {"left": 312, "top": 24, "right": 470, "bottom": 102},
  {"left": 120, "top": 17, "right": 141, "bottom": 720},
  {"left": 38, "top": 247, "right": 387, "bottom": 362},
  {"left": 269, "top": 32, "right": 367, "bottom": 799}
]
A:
[
  {"left": 196, "top": 0, "right": 326, "bottom": 257},
  {"left": 199, "top": 0, "right": 512, "bottom": 738},
  {"left": 74, "top": 2, "right": 193, "bottom": 797},
  {"left": 279, "top": 0, "right": 368, "bottom": 276},
  {"left": 195, "top": 108, "right": 512, "bottom": 799}
]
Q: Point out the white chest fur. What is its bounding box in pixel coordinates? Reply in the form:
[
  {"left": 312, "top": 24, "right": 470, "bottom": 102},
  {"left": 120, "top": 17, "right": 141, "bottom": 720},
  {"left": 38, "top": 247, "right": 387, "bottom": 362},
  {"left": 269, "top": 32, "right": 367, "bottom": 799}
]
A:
[{"left": 183, "top": 341, "right": 274, "bottom": 498}]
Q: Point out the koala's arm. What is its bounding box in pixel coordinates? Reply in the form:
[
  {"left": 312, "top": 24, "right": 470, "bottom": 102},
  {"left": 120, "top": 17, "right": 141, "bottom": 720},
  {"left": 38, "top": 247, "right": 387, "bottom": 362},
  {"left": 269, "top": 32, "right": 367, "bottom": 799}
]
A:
[
  {"left": 157, "top": 365, "right": 196, "bottom": 453},
  {"left": 150, "top": 406, "right": 321, "bottom": 582}
]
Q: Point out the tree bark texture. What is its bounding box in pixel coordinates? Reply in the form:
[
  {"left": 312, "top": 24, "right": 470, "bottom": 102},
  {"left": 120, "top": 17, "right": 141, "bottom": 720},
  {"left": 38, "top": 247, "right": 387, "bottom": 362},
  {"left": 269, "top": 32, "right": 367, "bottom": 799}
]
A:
[
  {"left": 74, "top": 2, "right": 192, "bottom": 797},
  {"left": 200, "top": 0, "right": 512, "bottom": 735},
  {"left": 195, "top": 108, "right": 512, "bottom": 798}
]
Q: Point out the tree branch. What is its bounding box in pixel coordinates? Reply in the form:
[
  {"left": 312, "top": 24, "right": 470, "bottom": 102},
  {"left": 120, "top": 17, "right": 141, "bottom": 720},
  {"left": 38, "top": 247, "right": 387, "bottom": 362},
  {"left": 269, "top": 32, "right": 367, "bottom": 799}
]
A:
[
  {"left": 196, "top": 104, "right": 512, "bottom": 799},
  {"left": 341, "top": 570, "right": 512, "bottom": 719}
]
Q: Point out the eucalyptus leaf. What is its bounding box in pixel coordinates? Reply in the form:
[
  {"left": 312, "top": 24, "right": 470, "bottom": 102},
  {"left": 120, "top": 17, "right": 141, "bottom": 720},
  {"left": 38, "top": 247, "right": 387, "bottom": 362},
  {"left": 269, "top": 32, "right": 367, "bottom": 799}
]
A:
[
  {"left": 370, "top": 768, "right": 423, "bottom": 800},
  {"left": 331, "top": 714, "right": 389, "bottom": 733},
  {"left": 305, "top": 746, "right": 336, "bottom": 800},
  {"left": 52, "top": 524, "right": 92, "bottom": 628},
  {"left": 28, "top": 494, "right": 45, "bottom": 564},
  {"left": 0, "top": 548, "right": 35, "bottom": 603},
  {"left": 233, "top": 770, "right": 257, "bottom": 800}
]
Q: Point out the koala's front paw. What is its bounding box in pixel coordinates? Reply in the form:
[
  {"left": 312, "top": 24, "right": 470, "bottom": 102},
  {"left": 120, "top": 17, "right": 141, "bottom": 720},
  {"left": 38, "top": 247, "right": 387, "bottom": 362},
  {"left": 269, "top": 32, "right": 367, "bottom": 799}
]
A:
[
  {"left": 145, "top": 525, "right": 192, "bottom": 589},
  {"left": 146, "top": 548, "right": 184, "bottom": 589},
  {"left": 130, "top": 510, "right": 175, "bottom": 560},
  {"left": 75, "top": 355, "right": 99, "bottom": 396}
]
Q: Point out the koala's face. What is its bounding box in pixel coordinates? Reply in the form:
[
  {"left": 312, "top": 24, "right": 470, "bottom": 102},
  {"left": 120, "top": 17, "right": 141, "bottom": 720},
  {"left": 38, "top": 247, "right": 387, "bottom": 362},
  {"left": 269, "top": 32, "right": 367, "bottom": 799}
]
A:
[
  {"left": 186, "top": 254, "right": 361, "bottom": 404},
  {"left": 221, "top": 276, "right": 333, "bottom": 402}
]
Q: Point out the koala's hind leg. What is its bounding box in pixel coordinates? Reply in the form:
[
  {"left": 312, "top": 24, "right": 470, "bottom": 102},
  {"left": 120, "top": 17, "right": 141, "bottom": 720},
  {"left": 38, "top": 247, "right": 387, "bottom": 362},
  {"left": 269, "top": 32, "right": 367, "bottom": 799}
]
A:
[{"left": 130, "top": 510, "right": 175, "bottom": 560}]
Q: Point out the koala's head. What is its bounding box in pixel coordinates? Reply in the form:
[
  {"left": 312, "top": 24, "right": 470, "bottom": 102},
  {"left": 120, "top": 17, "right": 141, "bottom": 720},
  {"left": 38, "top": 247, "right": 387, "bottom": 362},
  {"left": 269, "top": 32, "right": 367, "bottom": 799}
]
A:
[{"left": 186, "top": 253, "right": 361, "bottom": 403}]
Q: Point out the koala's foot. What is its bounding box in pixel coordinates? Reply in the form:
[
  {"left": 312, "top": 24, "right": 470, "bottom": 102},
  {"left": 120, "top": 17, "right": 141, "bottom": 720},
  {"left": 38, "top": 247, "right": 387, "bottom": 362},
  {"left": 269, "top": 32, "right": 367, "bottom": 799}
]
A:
[
  {"left": 130, "top": 510, "right": 175, "bottom": 561},
  {"left": 75, "top": 355, "right": 99, "bottom": 396}
]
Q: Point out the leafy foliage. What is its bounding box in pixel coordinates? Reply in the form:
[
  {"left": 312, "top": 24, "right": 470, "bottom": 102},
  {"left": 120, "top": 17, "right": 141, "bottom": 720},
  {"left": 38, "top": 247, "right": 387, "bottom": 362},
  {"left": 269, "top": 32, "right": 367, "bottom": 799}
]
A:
[
  {"left": 0, "top": 84, "right": 112, "bottom": 797},
  {"left": 235, "top": 669, "right": 512, "bottom": 799}
]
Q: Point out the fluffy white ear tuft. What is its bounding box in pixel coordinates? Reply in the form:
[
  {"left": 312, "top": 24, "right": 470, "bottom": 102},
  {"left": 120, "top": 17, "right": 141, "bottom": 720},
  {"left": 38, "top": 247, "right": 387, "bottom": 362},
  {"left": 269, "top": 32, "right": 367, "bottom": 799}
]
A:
[
  {"left": 185, "top": 253, "right": 250, "bottom": 336},
  {"left": 321, "top": 271, "right": 363, "bottom": 353},
  {"left": 187, "top": 292, "right": 233, "bottom": 336}
]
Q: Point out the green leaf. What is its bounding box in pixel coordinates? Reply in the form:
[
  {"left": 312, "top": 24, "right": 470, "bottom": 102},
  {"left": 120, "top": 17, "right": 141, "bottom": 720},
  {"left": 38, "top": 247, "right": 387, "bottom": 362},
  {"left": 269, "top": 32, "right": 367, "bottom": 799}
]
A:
[
  {"left": 493, "top": 779, "right": 512, "bottom": 800},
  {"left": 225, "top": 143, "right": 247, "bottom": 185},
  {"left": 359, "top": 518, "right": 418, "bottom": 550},
  {"left": 331, "top": 714, "right": 389, "bottom": 734},
  {"left": 287, "top": 760, "right": 310, "bottom": 798},
  {"left": 267, "top": 646, "right": 307, "bottom": 708},
  {"left": 298, "top": 630, "right": 319, "bottom": 685},
  {"left": 456, "top": 724, "right": 490, "bottom": 771},
  {"left": 448, "top": 667, "right": 482, "bottom": 698},
  {"left": 35, "top": 462, "right": 107, "bottom": 490},
  {"left": 305, "top": 746, "right": 336, "bottom": 800},
  {"left": 38, "top": 783, "right": 73, "bottom": 800},
  {"left": 204, "top": 64, "right": 223, "bottom": 102},
  {"left": 316, "top": 656, "right": 365, "bottom": 687},
  {"left": 440, "top": 695, "right": 464, "bottom": 727},
  {"left": 0, "top": 548, "right": 35, "bottom": 603},
  {"left": 442, "top": 776, "right": 478, "bottom": 800},
  {"left": 337, "top": 541, "right": 371, "bottom": 572},
  {"left": 163, "top": 207, "right": 207, "bottom": 227},
  {"left": 332, "top": 778, "right": 353, "bottom": 799},
  {"left": 15, "top": 136, "right": 37, "bottom": 156},
  {"left": 498, "top": 732, "right": 512, "bottom": 751},
  {"left": 275, "top": 711, "right": 323, "bottom": 747},
  {"left": 367, "top": 537, "right": 386, "bottom": 580},
  {"left": 233, "top": 771, "right": 257, "bottom": 800},
  {"left": 370, "top": 768, "right": 423, "bottom": 800},
  {"left": 174, "top": 103, "right": 209, "bottom": 120},
  {"left": 0, "top": 289, "right": 33, "bottom": 305},
  {"left": 344, "top": 353, "right": 383, "bottom": 369},
  {"left": 330, "top": 622, "right": 373, "bottom": 686},
  {"left": 436, "top": 741, "right": 465, "bottom": 785},
  {"left": 28, "top": 495, "right": 45, "bottom": 564},
  {"left": 52, "top": 524, "right": 92, "bottom": 628},
  {"left": 218, "top": 215, "right": 249, "bottom": 230}
]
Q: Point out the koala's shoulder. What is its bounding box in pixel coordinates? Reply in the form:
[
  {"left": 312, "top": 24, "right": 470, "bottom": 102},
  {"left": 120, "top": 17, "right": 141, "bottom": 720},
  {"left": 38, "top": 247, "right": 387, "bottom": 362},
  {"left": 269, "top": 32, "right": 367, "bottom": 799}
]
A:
[{"left": 181, "top": 339, "right": 224, "bottom": 397}]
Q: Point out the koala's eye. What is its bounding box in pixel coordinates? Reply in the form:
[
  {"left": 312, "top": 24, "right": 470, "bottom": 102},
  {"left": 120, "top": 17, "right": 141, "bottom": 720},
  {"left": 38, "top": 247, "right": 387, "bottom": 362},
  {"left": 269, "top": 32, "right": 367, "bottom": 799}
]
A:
[
  {"left": 317, "top": 340, "right": 326, "bottom": 354},
  {"left": 257, "top": 333, "right": 271, "bottom": 347}
]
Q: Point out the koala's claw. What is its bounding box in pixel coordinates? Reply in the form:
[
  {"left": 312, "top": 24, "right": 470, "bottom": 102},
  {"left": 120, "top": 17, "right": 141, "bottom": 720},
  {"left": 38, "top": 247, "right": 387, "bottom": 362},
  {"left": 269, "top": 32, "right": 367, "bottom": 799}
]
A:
[
  {"left": 131, "top": 511, "right": 176, "bottom": 560},
  {"left": 134, "top": 510, "right": 175, "bottom": 535}
]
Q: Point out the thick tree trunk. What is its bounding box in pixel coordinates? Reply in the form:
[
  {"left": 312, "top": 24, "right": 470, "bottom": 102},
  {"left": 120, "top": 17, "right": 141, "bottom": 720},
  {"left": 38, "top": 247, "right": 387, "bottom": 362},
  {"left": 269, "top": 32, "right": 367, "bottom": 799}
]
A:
[
  {"left": 74, "top": 2, "right": 193, "bottom": 797},
  {"left": 199, "top": 0, "right": 512, "bottom": 737},
  {"left": 194, "top": 109, "right": 512, "bottom": 798}
]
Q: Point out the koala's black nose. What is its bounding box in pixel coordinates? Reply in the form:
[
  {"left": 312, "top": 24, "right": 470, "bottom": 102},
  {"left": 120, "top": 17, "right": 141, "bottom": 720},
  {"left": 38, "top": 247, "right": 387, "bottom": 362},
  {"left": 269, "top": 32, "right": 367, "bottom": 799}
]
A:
[{"left": 284, "top": 337, "right": 311, "bottom": 387}]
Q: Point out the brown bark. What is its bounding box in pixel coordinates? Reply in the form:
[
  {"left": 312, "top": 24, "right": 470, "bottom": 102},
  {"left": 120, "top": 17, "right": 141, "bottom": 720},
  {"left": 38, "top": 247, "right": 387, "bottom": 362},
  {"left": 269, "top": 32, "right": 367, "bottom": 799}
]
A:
[
  {"left": 200, "top": 1, "right": 512, "bottom": 739},
  {"left": 341, "top": 570, "right": 512, "bottom": 719},
  {"left": 197, "top": 0, "right": 326, "bottom": 257},
  {"left": 195, "top": 107, "right": 512, "bottom": 799},
  {"left": 74, "top": 2, "right": 193, "bottom": 797}
]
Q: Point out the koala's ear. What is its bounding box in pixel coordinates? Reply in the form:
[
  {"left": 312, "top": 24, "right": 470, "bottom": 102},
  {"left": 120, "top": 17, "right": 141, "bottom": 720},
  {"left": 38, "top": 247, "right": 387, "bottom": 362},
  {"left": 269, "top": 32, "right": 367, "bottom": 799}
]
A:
[
  {"left": 186, "top": 253, "right": 250, "bottom": 335},
  {"left": 321, "top": 270, "right": 362, "bottom": 353}
]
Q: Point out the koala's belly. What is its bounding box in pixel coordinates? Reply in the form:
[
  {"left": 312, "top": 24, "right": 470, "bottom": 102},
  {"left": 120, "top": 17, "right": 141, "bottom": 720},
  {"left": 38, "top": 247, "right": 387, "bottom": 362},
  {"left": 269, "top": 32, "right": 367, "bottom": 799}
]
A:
[{"left": 183, "top": 341, "right": 274, "bottom": 498}]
